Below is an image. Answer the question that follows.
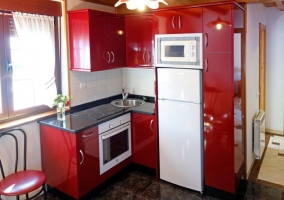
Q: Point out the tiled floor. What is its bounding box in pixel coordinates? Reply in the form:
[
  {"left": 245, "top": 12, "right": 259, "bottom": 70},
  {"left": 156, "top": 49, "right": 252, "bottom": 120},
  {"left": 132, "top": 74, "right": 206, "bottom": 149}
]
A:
[{"left": 34, "top": 168, "right": 284, "bottom": 200}]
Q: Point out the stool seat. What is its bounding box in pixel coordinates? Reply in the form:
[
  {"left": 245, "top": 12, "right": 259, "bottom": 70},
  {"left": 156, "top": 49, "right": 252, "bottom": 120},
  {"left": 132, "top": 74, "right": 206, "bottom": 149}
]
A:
[{"left": 0, "top": 170, "right": 46, "bottom": 196}]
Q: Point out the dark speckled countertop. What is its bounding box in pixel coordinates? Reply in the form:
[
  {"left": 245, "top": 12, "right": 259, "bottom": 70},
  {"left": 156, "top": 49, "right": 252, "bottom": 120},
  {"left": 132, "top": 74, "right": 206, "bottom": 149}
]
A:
[{"left": 38, "top": 102, "right": 155, "bottom": 133}]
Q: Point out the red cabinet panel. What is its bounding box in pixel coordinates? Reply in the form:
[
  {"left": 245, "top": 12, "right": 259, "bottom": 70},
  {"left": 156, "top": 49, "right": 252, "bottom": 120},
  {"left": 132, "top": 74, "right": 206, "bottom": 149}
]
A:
[
  {"left": 131, "top": 113, "right": 157, "bottom": 170},
  {"left": 68, "top": 9, "right": 125, "bottom": 72},
  {"left": 203, "top": 53, "right": 235, "bottom": 193},
  {"left": 154, "top": 8, "right": 202, "bottom": 34},
  {"left": 125, "top": 14, "right": 154, "bottom": 67},
  {"left": 203, "top": 4, "right": 233, "bottom": 53},
  {"left": 40, "top": 125, "right": 99, "bottom": 199}
]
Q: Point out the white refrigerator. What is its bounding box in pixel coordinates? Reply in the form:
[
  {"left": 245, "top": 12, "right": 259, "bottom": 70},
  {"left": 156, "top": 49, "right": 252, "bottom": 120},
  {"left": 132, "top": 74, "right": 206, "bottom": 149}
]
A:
[{"left": 157, "top": 68, "right": 203, "bottom": 192}]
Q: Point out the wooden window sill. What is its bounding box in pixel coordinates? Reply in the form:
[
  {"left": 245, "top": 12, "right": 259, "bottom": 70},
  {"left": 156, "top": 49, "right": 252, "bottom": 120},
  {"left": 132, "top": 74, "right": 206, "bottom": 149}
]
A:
[{"left": 0, "top": 108, "right": 70, "bottom": 131}]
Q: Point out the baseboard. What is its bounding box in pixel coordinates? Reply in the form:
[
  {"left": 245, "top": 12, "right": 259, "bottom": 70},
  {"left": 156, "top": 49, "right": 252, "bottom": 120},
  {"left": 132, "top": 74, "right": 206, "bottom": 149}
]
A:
[{"left": 266, "top": 129, "right": 283, "bottom": 135}]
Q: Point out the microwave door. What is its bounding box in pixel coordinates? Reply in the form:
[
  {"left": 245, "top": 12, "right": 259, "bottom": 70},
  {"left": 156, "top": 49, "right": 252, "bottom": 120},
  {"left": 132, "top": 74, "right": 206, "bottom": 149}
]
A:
[{"left": 161, "top": 40, "right": 189, "bottom": 62}]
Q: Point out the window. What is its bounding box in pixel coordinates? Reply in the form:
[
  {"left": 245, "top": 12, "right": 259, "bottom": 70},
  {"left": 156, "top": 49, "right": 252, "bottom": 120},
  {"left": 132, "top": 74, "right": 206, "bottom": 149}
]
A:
[{"left": 0, "top": 12, "right": 61, "bottom": 121}]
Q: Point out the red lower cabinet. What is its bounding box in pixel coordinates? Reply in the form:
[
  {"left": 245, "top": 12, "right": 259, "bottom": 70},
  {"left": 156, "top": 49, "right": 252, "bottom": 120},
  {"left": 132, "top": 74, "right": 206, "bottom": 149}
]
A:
[
  {"left": 131, "top": 113, "right": 157, "bottom": 170},
  {"left": 40, "top": 125, "right": 100, "bottom": 199}
]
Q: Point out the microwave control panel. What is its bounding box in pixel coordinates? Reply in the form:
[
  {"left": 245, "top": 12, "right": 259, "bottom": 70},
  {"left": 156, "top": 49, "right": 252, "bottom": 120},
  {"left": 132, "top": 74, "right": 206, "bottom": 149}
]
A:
[{"left": 188, "top": 40, "right": 197, "bottom": 62}]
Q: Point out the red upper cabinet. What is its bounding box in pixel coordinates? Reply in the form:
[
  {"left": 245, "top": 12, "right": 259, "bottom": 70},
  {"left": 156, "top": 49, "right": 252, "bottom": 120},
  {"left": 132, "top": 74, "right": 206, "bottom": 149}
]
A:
[
  {"left": 40, "top": 125, "right": 100, "bottom": 199},
  {"left": 68, "top": 9, "right": 126, "bottom": 72},
  {"left": 131, "top": 113, "right": 157, "bottom": 170},
  {"left": 153, "top": 7, "right": 202, "bottom": 34},
  {"left": 125, "top": 14, "right": 154, "bottom": 67},
  {"left": 203, "top": 4, "right": 233, "bottom": 53}
]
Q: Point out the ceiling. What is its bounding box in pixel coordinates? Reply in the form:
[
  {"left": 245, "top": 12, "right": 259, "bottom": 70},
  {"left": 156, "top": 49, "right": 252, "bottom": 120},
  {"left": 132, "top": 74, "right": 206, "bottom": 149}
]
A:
[{"left": 81, "top": 0, "right": 284, "bottom": 13}]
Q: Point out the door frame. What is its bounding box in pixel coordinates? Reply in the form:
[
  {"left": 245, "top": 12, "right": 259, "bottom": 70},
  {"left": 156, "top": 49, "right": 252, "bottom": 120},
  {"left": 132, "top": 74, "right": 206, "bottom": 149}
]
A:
[
  {"left": 234, "top": 28, "right": 247, "bottom": 179},
  {"left": 259, "top": 23, "right": 266, "bottom": 112}
]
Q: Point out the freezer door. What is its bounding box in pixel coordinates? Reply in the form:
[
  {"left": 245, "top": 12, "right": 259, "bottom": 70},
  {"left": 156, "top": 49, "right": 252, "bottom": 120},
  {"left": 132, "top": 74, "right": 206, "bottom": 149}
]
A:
[
  {"left": 158, "top": 99, "right": 203, "bottom": 192},
  {"left": 157, "top": 68, "right": 202, "bottom": 103}
]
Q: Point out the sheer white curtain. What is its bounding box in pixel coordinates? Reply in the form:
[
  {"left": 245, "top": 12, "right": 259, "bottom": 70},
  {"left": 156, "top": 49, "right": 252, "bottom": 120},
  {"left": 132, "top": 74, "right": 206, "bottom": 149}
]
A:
[{"left": 12, "top": 12, "right": 57, "bottom": 108}]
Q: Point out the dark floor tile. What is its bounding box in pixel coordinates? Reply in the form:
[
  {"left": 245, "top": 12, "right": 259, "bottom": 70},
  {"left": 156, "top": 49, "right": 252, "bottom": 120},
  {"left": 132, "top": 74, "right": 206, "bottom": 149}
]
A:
[
  {"left": 246, "top": 182, "right": 282, "bottom": 200},
  {"left": 257, "top": 179, "right": 284, "bottom": 191},
  {"left": 233, "top": 193, "right": 245, "bottom": 200},
  {"left": 34, "top": 192, "right": 61, "bottom": 200},
  {"left": 114, "top": 173, "right": 153, "bottom": 195},
  {"left": 172, "top": 190, "right": 203, "bottom": 200},
  {"left": 93, "top": 187, "right": 142, "bottom": 200},
  {"left": 141, "top": 182, "right": 179, "bottom": 200},
  {"left": 236, "top": 179, "right": 251, "bottom": 195}
]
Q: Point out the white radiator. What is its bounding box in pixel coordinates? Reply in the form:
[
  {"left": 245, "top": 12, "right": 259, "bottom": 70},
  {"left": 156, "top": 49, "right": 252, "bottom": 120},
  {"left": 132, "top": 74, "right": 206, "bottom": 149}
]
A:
[{"left": 253, "top": 109, "right": 265, "bottom": 160}]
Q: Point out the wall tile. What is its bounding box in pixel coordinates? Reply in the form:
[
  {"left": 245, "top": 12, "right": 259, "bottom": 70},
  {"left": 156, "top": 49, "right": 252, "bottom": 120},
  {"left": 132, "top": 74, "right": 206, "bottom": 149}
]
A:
[{"left": 69, "top": 68, "right": 154, "bottom": 106}]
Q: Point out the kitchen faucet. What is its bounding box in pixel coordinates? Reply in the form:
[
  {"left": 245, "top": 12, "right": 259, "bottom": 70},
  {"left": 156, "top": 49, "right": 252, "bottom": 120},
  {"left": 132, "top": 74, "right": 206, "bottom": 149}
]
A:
[{"left": 122, "top": 87, "right": 129, "bottom": 100}]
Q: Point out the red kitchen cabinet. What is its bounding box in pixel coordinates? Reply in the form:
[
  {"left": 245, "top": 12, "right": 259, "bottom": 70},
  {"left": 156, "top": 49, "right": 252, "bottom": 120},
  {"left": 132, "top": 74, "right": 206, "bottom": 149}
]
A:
[
  {"left": 68, "top": 9, "right": 125, "bottom": 72},
  {"left": 131, "top": 113, "right": 157, "bottom": 170},
  {"left": 203, "top": 4, "right": 233, "bottom": 53},
  {"left": 125, "top": 14, "right": 154, "bottom": 67},
  {"left": 203, "top": 53, "right": 236, "bottom": 193},
  {"left": 153, "top": 7, "right": 202, "bottom": 34},
  {"left": 40, "top": 125, "right": 100, "bottom": 199}
]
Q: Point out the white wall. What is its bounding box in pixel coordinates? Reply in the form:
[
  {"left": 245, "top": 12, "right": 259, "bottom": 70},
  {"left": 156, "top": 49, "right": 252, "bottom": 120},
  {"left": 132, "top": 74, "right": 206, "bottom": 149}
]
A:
[
  {"left": 265, "top": 7, "right": 284, "bottom": 135},
  {"left": 246, "top": 4, "right": 266, "bottom": 175},
  {"left": 0, "top": 122, "right": 42, "bottom": 200}
]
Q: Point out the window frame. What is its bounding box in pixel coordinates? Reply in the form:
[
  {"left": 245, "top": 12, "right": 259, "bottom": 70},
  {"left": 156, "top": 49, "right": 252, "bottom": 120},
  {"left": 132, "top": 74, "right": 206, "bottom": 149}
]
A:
[{"left": 0, "top": 11, "right": 61, "bottom": 122}]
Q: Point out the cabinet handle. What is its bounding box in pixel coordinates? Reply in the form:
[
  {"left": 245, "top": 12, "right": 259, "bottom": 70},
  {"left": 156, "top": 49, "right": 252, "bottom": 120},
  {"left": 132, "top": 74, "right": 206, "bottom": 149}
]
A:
[
  {"left": 107, "top": 52, "right": 110, "bottom": 63},
  {"left": 178, "top": 15, "right": 182, "bottom": 28},
  {"left": 148, "top": 51, "right": 151, "bottom": 62},
  {"left": 79, "top": 150, "right": 84, "bottom": 165},
  {"left": 111, "top": 51, "right": 115, "bottom": 63},
  {"left": 205, "top": 59, "right": 208, "bottom": 72},
  {"left": 143, "top": 51, "right": 146, "bottom": 63},
  {"left": 205, "top": 33, "right": 208, "bottom": 47},
  {"left": 150, "top": 119, "right": 153, "bottom": 132},
  {"left": 172, "top": 16, "right": 176, "bottom": 29},
  {"left": 82, "top": 131, "right": 94, "bottom": 138}
]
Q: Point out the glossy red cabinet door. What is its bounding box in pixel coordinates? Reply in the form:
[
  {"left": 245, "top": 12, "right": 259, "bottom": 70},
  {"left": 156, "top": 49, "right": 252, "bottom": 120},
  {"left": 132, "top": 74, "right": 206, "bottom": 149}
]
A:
[
  {"left": 203, "top": 4, "right": 233, "bottom": 53},
  {"left": 108, "top": 15, "right": 126, "bottom": 68},
  {"left": 40, "top": 125, "right": 99, "bottom": 199},
  {"left": 68, "top": 9, "right": 125, "bottom": 72},
  {"left": 77, "top": 128, "right": 100, "bottom": 198},
  {"left": 125, "top": 14, "right": 153, "bottom": 67},
  {"left": 154, "top": 8, "right": 202, "bottom": 34},
  {"left": 68, "top": 11, "right": 92, "bottom": 71},
  {"left": 203, "top": 53, "right": 235, "bottom": 193},
  {"left": 131, "top": 113, "right": 157, "bottom": 169}
]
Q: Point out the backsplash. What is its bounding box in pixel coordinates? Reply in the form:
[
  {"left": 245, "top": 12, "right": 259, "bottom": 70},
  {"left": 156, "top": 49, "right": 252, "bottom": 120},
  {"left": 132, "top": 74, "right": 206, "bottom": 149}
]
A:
[
  {"left": 70, "top": 68, "right": 155, "bottom": 106},
  {"left": 123, "top": 68, "right": 155, "bottom": 97}
]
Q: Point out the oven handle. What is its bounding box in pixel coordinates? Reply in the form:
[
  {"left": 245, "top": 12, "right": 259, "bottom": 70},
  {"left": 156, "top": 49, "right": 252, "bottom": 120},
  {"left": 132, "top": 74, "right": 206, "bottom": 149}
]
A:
[{"left": 101, "top": 123, "right": 130, "bottom": 140}]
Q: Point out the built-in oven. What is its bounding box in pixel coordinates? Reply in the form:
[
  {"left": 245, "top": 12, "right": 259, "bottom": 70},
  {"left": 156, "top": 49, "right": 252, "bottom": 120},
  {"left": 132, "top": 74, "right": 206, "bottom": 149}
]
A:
[{"left": 98, "top": 113, "right": 131, "bottom": 175}]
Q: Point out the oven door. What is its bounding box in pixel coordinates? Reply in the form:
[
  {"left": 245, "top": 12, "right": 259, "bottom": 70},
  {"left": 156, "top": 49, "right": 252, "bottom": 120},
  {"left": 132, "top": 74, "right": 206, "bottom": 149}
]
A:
[{"left": 99, "top": 122, "right": 131, "bottom": 175}]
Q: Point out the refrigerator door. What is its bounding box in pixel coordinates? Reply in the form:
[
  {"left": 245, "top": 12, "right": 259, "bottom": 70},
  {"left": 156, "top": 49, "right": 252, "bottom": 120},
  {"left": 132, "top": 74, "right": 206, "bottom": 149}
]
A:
[
  {"left": 158, "top": 99, "right": 203, "bottom": 192},
  {"left": 157, "top": 68, "right": 202, "bottom": 103}
]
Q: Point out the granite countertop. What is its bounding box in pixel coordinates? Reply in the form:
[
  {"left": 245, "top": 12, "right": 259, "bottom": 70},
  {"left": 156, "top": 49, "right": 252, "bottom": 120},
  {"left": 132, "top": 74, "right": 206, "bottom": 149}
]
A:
[{"left": 38, "top": 102, "right": 155, "bottom": 133}]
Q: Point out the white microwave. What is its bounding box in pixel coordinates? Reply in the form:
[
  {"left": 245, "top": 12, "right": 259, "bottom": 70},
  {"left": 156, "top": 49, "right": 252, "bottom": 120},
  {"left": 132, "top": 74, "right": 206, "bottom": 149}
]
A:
[{"left": 155, "top": 33, "right": 202, "bottom": 69}]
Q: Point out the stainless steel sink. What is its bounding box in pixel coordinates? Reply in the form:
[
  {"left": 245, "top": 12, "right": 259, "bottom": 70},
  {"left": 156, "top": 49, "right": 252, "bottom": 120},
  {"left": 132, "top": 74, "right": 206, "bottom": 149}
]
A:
[{"left": 111, "top": 98, "right": 145, "bottom": 108}]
